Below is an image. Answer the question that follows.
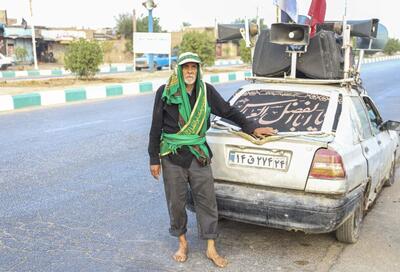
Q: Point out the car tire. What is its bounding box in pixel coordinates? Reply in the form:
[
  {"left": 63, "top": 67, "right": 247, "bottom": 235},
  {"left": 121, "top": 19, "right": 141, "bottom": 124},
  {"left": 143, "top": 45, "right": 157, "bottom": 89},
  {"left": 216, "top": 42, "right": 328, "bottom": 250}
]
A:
[
  {"left": 136, "top": 67, "right": 142, "bottom": 71},
  {"left": 0, "top": 64, "right": 7, "bottom": 71},
  {"left": 384, "top": 155, "right": 396, "bottom": 187},
  {"left": 335, "top": 195, "right": 364, "bottom": 244}
]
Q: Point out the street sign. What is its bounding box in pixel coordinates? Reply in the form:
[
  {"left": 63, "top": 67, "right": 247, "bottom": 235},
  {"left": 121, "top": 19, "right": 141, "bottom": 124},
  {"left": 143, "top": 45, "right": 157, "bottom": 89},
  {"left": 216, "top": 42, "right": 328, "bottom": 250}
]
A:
[{"left": 133, "top": 32, "right": 171, "bottom": 54}]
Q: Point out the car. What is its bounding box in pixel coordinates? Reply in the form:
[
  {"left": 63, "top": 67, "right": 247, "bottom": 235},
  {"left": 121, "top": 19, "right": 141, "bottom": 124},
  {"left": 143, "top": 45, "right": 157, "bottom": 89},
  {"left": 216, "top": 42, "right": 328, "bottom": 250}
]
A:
[
  {"left": 0, "top": 53, "right": 15, "bottom": 70},
  {"left": 187, "top": 20, "right": 400, "bottom": 244},
  {"left": 187, "top": 80, "right": 399, "bottom": 243},
  {"left": 135, "top": 53, "right": 177, "bottom": 71}
]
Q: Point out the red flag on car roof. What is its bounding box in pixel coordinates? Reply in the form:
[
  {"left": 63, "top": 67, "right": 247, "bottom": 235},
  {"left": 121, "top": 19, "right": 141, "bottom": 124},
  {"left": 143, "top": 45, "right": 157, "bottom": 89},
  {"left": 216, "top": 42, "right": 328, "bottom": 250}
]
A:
[{"left": 308, "top": 0, "right": 326, "bottom": 37}]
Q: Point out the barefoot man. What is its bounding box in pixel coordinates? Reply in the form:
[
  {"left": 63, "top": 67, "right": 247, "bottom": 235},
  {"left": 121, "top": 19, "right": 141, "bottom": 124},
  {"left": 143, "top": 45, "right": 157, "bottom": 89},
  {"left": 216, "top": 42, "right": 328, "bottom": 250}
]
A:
[{"left": 148, "top": 52, "right": 276, "bottom": 267}]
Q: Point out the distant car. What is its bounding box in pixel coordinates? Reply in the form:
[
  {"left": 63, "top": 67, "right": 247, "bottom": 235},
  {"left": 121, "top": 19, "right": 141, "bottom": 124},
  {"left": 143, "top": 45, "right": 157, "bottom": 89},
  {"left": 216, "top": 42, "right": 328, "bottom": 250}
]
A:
[
  {"left": 135, "top": 54, "right": 177, "bottom": 71},
  {"left": 187, "top": 80, "right": 400, "bottom": 244},
  {"left": 0, "top": 53, "right": 15, "bottom": 70}
]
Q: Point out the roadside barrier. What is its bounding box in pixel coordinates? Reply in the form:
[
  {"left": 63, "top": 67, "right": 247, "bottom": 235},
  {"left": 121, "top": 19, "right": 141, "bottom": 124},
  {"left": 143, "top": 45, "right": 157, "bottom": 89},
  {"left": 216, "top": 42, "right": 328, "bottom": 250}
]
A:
[
  {"left": 1, "top": 55, "right": 399, "bottom": 112},
  {"left": 0, "top": 71, "right": 250, "bottom": 112},
  {"left": 0, "top": 59, "right": 244, "bottom": 80}
]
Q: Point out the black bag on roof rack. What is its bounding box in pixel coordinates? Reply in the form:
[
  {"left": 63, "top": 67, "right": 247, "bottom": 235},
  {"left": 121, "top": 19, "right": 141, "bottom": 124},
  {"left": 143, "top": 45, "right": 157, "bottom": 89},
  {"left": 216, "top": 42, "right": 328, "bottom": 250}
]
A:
[
  {"left": 297, "top": 30, "right": 344, "bottom": 79},
  {"left": 253, "top": 29, "right": 353, "bottom": 79},
  {"left": 252, "top": 30, "right": 291, "bottom": 77}
]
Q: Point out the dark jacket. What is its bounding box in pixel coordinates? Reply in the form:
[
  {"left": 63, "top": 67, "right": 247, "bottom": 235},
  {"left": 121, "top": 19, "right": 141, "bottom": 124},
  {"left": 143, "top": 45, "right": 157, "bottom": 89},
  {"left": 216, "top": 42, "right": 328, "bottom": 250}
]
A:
[{"left": 148, "top": 82, "right": 257, "bottom": 168}]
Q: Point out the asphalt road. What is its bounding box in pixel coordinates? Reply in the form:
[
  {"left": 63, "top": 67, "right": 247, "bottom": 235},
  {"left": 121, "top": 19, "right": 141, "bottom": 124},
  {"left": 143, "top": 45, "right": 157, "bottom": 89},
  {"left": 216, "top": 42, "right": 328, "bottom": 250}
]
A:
[{"left": 0, "top": 60, "right": 399, "bottom": 272}]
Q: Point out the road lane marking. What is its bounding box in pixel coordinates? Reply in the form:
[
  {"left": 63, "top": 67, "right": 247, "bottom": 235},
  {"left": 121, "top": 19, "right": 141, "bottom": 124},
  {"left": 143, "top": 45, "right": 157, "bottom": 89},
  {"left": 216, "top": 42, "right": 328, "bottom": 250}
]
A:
[
  {"left": 122, "top": 115, "right": 151, "bottom": 122},
  {"left": 45, "top": 120, "right": 105, "bottom": 133}
]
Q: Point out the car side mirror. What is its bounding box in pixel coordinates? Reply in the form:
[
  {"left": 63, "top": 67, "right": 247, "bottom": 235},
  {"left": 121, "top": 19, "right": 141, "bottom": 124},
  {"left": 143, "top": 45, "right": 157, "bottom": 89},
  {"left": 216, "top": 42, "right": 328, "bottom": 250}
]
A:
[{"left": 379, "top": 120, "right": 400, "bottom": 132}]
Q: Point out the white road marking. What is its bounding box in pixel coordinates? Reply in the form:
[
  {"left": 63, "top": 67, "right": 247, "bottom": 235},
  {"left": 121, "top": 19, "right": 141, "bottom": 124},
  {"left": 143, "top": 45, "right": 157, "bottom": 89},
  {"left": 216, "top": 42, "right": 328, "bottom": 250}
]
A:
[
  {"left": 122, "top": 115, "right": 151, "bottom": 122},
  {"left": 45, "top": 120, "right": 105, "bottom": 133}
]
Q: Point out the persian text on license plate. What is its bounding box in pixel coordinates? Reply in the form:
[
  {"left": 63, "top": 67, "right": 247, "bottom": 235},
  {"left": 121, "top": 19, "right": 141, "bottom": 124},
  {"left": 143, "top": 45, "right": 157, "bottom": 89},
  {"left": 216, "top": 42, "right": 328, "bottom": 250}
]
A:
[{"left": 228, "top": 151, "right": 288, "bottom": 170}]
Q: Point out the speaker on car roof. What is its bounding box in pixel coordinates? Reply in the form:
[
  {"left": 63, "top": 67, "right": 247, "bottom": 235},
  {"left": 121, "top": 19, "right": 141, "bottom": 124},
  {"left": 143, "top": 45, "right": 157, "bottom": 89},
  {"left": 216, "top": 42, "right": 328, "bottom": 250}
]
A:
[
  {"left": 270, "top": 23, "right": 310, "bottom": 46},
  {"left": 356, "top": 23, "right": 388, "bottom": 50},
  {"left": 217, "top": 24, "right": 244, "bottom": 41},
  {"left": 318, "top": 19, "right": 379, "bottom": 38}
]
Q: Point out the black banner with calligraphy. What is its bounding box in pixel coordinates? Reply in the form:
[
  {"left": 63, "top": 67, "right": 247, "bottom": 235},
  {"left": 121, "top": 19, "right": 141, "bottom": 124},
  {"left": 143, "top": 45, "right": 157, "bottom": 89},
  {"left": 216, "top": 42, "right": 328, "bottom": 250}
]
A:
[{"left": 222, "top": 89, "right": 331, "bottom": 132}]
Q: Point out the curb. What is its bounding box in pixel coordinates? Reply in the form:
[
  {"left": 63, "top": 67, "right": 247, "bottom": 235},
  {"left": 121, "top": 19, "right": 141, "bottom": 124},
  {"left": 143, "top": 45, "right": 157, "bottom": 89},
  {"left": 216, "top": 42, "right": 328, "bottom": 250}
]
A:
[
  {"left": 0, "top": 59, "right": 244, "bottom": 80},
  {"left": 0, "top": 71, "right": 252, "bottom": 112},
  {"left": 361, "top": 55, "right": 400, "bottom": 63},
  {"left": 1, "top": 55, "right": 399, "bottom": 113}
]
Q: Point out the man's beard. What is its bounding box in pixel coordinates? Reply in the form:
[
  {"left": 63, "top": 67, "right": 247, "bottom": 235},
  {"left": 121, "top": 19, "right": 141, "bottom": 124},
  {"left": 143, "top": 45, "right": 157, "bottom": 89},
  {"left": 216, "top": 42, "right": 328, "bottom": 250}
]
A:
[{"left": 184, "top": 76, "right": 196, "bottom": 85}]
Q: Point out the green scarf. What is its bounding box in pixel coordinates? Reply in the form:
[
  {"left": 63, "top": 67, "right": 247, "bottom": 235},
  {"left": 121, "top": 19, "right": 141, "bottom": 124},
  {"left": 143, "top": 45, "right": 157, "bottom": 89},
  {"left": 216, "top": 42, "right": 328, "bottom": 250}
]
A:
[{"left": 160, "top": 65, "right": 211, "bottom": 163}]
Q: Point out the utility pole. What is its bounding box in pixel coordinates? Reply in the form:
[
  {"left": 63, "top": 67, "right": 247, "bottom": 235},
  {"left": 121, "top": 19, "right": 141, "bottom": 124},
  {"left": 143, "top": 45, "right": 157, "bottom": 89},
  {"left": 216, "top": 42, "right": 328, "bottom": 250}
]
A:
[
  {"left": 142, "top": 0, "right": 157, "bottom": 72},
  {"left": 132, "top": 9, "right": 136, "bottom": 71},
  {"left": 29, "top": 0, "right": 38, "bottom": 70}
]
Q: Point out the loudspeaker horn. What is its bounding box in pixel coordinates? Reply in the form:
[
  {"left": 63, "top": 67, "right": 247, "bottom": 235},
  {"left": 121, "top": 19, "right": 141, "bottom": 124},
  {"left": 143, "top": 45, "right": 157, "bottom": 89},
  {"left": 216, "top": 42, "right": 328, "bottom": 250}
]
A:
[
  {"left": 270, "top": 23, "right": 310, "bottom": 46},
  {"left": 318, "top": 19, "right": 379, "bottom": 38}
]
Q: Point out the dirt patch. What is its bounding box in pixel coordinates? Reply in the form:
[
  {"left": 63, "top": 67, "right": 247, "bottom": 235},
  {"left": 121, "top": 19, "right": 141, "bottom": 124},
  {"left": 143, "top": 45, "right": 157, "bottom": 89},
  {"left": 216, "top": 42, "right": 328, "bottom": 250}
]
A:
[{"left": 0, "top": 65, "right": 250, "bottom": 96}]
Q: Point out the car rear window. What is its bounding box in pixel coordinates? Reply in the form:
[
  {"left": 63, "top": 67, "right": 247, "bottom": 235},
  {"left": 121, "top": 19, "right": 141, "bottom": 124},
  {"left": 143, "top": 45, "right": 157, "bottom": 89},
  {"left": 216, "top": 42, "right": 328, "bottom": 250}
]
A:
[{"left": 220, "top": 89, "right": 331, "bottom": 132}]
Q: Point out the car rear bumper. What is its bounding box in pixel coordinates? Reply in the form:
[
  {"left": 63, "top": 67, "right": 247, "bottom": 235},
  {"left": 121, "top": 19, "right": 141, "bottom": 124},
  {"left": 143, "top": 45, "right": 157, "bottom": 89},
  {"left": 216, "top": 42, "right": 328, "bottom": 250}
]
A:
[{"left": 187, "top": 181, "right": 364, "bottom": 234}]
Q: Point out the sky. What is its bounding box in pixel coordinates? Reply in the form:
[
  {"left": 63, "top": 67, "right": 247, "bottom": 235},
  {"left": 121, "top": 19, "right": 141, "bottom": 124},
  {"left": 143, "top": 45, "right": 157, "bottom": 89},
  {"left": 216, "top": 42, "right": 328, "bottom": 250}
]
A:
[{"left": 1, "top": 0, "right": 399, "bottom": 38}]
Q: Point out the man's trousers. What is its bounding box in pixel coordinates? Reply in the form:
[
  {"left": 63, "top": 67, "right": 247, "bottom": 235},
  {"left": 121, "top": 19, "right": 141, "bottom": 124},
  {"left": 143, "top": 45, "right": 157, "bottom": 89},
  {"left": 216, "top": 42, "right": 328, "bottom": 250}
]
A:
[{"left": 161, "top": 156, "right": 219, "bottom": 240}]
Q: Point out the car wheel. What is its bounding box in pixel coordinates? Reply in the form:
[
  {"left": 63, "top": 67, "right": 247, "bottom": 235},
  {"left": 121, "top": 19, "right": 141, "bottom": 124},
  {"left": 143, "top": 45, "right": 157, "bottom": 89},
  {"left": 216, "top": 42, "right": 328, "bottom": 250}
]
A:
[
  {"left": 384, "top": 155, "right": 396, "bottom": 187},
  {"left": 335, "top": 195, "right": 364, "bottom": 243},
  {"left": 0, "top": 64, "right": 7, "bottom": 70},
  {"left": 136, "top": 67, "right": 142, "bottom": 71}
]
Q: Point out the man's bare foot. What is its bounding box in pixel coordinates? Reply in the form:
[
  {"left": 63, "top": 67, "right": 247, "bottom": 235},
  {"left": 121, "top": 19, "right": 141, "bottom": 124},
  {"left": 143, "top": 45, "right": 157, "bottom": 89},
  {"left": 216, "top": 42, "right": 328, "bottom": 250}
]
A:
[
  {"left": 206, "top": 250, "right": 228, "bottom": 268},
  {"left": 206, "top": 239, "right": 228, "bottom": 268},
  {"left": 173, "top": 235, "right": 188, "bottom": 263}
]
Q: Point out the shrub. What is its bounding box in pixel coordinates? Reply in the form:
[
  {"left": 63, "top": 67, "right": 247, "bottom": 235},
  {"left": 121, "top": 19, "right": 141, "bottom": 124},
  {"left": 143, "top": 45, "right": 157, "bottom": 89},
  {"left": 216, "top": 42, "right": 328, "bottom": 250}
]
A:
[
  {"left": 64, "top": 39, "right": 103, "bottom": 79},
  {"left": 15, "top": 47, "right": 28, "bottom": 64}
]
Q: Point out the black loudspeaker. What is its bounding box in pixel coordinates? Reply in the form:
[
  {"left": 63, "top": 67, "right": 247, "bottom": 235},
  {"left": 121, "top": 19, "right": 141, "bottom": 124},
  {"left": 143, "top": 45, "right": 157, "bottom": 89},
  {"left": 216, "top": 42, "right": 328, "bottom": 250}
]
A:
[
  {"left": 270, "top": 23, "right": 310, "bottom": 46},
  {"left": 217, "top": 24, "right": 244, "bottom": 41},
  {"left": 348, "top": 19, "right": 379, "bottom": 38},
  {"left": 318, "top": 19, "right": 379, "bottom": 38},
  {"left": 252, "top": 30, "right": 291, "bottom": 77},
  {"left": 297, "top": 30, "right": 347, "bottom": 79},
  {"left": 356, "top": 23, "right": 388, "bottom": 50}
]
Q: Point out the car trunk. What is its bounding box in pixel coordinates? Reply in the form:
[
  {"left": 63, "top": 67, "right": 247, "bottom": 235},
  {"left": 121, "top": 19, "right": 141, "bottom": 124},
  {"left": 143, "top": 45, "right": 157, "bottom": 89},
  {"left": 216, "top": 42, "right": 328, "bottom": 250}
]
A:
[{"left": 207, "top": 129, "right": 331, "bottom": 190}]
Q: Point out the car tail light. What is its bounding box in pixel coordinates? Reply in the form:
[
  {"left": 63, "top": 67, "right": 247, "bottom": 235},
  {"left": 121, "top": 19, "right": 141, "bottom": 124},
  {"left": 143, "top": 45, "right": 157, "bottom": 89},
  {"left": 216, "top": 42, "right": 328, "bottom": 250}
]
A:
[{"left": 309, "top": 149, "right": 346, "bottom": 179}]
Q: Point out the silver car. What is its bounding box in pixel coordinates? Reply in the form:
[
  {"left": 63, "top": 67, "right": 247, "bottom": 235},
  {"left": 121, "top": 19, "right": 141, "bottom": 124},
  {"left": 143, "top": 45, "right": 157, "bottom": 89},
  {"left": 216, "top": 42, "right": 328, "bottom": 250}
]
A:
[{"left": 188, "top": 80, "right": 399, "bottom": 244}]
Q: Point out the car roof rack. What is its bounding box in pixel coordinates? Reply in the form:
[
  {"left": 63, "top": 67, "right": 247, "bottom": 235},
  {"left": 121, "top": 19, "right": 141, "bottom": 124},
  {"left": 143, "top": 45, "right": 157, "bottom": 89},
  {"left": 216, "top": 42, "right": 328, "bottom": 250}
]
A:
[
  {"left": 218, "top": 15, "right": 386, "bottom": 83},
  {"left": 246, "top": 76, "right": 356, "bottom": 86}
]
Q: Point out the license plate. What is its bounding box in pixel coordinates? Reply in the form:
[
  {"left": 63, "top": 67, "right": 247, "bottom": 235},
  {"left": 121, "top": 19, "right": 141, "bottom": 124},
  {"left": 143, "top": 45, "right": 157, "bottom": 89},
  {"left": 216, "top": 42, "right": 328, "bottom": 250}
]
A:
[{"left": 228, "top": 150, "right": 288, "bottom": 170}]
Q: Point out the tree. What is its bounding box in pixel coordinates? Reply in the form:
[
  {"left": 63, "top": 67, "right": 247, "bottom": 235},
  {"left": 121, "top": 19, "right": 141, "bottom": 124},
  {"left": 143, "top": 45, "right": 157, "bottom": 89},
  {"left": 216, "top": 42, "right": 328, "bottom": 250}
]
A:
[
  {"left": 179, "top": 31, "right": 216, "bottom": 66},
  {"left": 383, "top": 38, "right": 400, "bottom": 55},
  {"left": 115, "top": 13, "right": 133, "bottom": 39},
  {"left": 136, "top": 15, "right": 163, "bottom": 33},
  {"left": 239, "top": 40, "right": 251, "bottom": 63},
  {"left": 101, "top": 40, "right": 115, "bottom": 66},
  {"left": 64, "top": 39, "right": 103, "bottom": 79},
  {"left": 15, "top": 47, "right": 28, "bottom": 64}
]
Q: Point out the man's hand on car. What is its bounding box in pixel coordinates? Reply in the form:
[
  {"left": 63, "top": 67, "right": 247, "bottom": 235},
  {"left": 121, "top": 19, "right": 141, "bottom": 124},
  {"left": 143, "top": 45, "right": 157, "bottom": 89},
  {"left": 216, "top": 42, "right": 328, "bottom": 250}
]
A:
[
  {"left": 150, "top": 164, "right": 161, "bottom": 180},
  {"left": 253, "top": 127, "right": 277, "bottom": 137}
]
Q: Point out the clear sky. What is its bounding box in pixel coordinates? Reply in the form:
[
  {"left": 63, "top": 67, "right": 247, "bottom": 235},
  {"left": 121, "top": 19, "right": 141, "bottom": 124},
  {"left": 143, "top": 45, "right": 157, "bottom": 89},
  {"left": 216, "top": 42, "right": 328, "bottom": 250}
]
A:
[{"left": 1, "top": 0, "right": 398, "bottom": 38}]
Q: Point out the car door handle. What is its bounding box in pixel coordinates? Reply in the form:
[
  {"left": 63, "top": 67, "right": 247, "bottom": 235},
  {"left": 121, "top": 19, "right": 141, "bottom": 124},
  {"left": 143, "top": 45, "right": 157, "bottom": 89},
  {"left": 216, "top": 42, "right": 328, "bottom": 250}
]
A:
[{"left": 364, "top": 147, "right": 369, "bottom": 153}]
